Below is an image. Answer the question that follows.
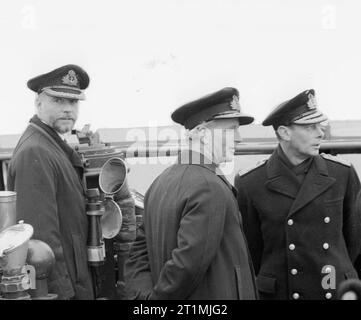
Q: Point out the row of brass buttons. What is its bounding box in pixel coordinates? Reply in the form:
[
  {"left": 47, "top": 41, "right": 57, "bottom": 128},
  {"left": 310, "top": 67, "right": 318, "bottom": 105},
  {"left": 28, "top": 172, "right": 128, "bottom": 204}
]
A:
[
  {"left": 287, "top": 217, "right": 330, "bottom": 225},
  {"left": 288, "top": 217, "right": 332, "bottom": 300},
  {"left": 292, "top": 292, "right": 332, "bottom": 300}
]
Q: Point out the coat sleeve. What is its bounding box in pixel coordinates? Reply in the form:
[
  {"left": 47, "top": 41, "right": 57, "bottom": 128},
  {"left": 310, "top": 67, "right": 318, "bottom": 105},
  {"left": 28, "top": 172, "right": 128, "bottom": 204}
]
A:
[
  {"left": 343, "top": 165, "right": 361, "bottom": 265},
  {"left": 150, "top": 173, "right": 227, "bottom": 300},
  {"left": 234, "top": 174, "right": 263, "bottom": 275},
  {"left": 124, "top": 220, "right": 154, "bottom": 300},
  {"left": 113, "top": 187, "right": 136, "bottom": 243},
  {"left": 7, "top": 146, "right": 75, "bottom": 299}
]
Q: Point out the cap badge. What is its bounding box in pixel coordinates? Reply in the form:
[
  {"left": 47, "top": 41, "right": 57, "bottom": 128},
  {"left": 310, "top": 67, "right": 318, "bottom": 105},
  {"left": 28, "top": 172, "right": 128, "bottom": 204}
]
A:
[
  {"left": 62, "top": 70, "right": 78, "bottom": 86},
  {"left": 307, "top": 93, "right": 317, "bottom": 110},
  {"left": 230, "top": 95, "right": 241, "bottom": 112}
]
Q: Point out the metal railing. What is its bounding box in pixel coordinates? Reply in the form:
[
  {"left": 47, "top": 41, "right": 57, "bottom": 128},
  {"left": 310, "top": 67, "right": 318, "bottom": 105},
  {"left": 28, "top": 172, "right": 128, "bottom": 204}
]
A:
[
  {"left": 116, "top": 139, "right": 361, "bottom": 158},
  {"left": 2, "top": 139, "right": 361, "bottom": 190}
]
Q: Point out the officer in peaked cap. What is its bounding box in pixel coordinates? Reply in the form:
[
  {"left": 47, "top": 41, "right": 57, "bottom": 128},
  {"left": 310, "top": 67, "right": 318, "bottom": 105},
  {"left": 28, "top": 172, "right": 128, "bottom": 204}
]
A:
[
  {"left": 7, "top": 64, "right": 95, "bottom": 299},
  {"left": 235, "top": 89, "right": 361, "bottom": 300},
  {"left": 125, "top": 87, "right": 258, "bottom": 300}
]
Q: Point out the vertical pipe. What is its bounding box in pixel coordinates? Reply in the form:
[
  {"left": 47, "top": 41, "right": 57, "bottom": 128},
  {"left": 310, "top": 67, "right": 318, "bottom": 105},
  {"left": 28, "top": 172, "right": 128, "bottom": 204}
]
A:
[{"left": 0, "top": 191, "right": 17, "bottom": 232}]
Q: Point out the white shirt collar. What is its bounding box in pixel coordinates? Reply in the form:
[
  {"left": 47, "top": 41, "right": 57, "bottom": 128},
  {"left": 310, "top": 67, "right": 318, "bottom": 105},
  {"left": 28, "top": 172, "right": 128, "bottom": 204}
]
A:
[{"left": 57, "top": 132, "right": 67, "bottom": 142}]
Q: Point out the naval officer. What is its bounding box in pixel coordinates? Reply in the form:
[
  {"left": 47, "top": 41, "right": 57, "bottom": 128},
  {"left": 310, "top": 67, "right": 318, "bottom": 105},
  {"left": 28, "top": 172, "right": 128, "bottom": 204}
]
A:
[
  {"left": 125, "top": 87, "right": 258, "bottom": 299},
  {"left": 7, "top": 65, "right": 94, "bottom": 299},
  {"left": 234, "top": 89, "right": 361, "bottom": 300}
]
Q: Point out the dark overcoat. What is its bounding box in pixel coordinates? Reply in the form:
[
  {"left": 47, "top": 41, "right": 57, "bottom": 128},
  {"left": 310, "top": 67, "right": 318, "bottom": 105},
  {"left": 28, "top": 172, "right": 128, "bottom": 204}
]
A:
[
  {"left": 125, "top": 151, "right": 257, "bottom": 300},
  {"left": 7, "top": 120, "right": 94, "bottom": 300},
  {"left": 234, "top": 149, "right": 361, "bottom": 300}
]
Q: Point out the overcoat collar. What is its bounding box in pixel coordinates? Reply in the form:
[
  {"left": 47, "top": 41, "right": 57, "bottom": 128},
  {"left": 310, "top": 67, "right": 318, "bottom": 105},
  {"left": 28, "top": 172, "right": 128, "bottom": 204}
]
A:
[
  {"left": 265, "top": 149, "right": 301, "bottom": 199},
  {"left": 29, "top": 115, "right": 84, "bottom": 180},
  {"left": 265, "top": 146, "right": 336, "bottom": 217},
  {"left": 177, "top": 150, "right": 237, "bottom": 196}
]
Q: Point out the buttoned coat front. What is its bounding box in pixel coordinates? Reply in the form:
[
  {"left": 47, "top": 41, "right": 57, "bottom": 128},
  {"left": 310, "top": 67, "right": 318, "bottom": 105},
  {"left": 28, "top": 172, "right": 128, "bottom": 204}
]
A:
[
  {"left": 7, "top": 121, "right": 94, "bottom": 300},
  {"left": 234, "top": 150, "right": 361, "bottom": 300},
  {"left": 125, "top": 151, "right": 257, "bottom": 300}
]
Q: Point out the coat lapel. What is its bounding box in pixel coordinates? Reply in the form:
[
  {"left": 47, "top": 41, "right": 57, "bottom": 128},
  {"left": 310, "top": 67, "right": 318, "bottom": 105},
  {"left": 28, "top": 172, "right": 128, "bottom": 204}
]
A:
[
  {"left": 265, "top": 151, "right": 300, "bottom": 199},
  {"left": 287, "top": 155, "right": 336, "bottom": 217}
]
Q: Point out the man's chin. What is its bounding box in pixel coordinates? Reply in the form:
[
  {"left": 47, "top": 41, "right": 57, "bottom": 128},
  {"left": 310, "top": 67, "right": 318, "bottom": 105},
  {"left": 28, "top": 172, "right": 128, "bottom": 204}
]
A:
[
  {"left": 217, "top": 156, "right": 234, "bottom": 164},
  {"left": 309, "top": 149, "right": 320, "bottom": 156},
  {"left": 301, "top": 152, "right": 318, "bottom": 159},
  {"left": 54, "top": 125, "right": 73, "bottom": 134},
  {"left": 53, "top": 120, "right": 75, "bottom": 134}
]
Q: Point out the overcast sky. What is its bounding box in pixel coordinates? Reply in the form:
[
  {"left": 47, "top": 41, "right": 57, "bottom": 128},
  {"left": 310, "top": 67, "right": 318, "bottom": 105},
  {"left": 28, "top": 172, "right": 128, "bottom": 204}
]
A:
[{"left": 1, "top": 0, "right": 361, "bottom": 135}]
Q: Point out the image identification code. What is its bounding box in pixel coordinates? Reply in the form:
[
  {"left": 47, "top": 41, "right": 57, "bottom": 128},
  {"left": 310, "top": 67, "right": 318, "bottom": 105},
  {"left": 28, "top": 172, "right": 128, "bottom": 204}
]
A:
[
  {"left": 133, "top": 304, "right": 228, "bottom": 317},
  {"left": 176, "top": 304, "right": 228, "bottom": 316}
]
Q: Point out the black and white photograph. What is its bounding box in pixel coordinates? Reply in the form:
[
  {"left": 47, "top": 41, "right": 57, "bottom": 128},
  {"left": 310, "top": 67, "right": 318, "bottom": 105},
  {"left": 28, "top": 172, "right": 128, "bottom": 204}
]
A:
[{"left": 0, "top": 0, "right": 361, "bottom": 314}]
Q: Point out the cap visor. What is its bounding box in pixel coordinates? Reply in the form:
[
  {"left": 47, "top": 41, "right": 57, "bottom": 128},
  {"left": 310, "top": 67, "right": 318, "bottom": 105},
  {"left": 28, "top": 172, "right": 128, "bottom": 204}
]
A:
[{"left": 213, "top": 112, "right": 254, "bottom": 125}]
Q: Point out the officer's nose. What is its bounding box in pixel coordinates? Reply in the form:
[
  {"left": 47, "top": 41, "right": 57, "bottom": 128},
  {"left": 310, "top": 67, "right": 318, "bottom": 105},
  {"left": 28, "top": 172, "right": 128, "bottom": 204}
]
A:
[
  {"left": 317, "top": 124, "right": 325, "bottom": 139},
  {"left": 62, "top": 100, "right": 78, "bottom": 114},
  {"left": 234, "top": 129, "right": 242, "bottom": 143}
]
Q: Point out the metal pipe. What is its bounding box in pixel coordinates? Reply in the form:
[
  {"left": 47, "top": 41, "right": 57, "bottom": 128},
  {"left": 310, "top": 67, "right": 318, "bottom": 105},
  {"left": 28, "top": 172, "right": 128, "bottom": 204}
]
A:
[
  {"left": 2, "top": 140, "right": 361, "bottom": 162},
  {"left": 113, "top": 140, "right": 361, "bottom": 158},
  {"left": 0, "top": 191, "right": 17, "bottom": 232}
]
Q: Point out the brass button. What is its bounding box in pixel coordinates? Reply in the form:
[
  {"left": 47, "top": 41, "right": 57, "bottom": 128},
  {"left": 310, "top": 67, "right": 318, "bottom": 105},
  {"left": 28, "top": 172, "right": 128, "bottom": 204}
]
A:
[
  {"left": 325, "top": 292, "right": 332, "bottom": 299},
  {"left": 324, "top": 217, "right": 330, "bottom": 224},
  {"left": 292, "top": 293, "right": 300, "bottom": 300},
  {"left": 323, "top": 243, "right": 330, "bottom": 250},
  {"left": 291, "top": 269, "right": 298, "bottom": 275},
  {"left": 288, "top": 219, "right": 294, "bottom": 226},
  {"left": 289, "top": 244, "right": 296, "bottom": 251}
]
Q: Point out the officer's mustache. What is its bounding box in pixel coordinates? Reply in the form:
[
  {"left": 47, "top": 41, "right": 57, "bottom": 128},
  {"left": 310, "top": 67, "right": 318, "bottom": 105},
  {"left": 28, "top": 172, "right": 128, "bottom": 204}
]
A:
[{"left": 58, "top": 117, "right": 75, "bottom": 121}]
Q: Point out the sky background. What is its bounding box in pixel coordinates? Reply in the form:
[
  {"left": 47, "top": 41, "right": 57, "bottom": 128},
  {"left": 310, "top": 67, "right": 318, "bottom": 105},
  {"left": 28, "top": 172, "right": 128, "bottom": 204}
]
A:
[{"left": 1, "top": 0, "right": 361, "bottom": 135}]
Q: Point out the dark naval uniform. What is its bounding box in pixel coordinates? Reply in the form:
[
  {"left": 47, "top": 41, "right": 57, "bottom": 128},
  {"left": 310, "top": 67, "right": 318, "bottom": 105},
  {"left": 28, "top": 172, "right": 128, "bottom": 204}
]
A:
[
  {"left": 126, "top": 151, "right": 257, "bottom": 300},
  {"left": 234, "top": 89, "right": 361, "bottom": 300},
  {"left": 8, "top": 117, "right": 94, "bottom": 299},
  {"left": 235, "top": 148, "right": 361, "bottom": 300},
  {"left": 125, "top": 87, "right": 257, "bottom": 300}
]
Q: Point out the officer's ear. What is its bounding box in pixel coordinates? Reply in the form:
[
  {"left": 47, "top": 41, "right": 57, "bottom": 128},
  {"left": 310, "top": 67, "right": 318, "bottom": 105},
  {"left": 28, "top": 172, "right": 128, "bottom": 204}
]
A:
[
  {"left": 277, "top": 125, "right": 292, "bottom": 142},
  {"left": 35, "top": 94, "right": 42, "bottom": 113},
  {"left": 196, "top": 123, "right": 211, "bottom": 145}
]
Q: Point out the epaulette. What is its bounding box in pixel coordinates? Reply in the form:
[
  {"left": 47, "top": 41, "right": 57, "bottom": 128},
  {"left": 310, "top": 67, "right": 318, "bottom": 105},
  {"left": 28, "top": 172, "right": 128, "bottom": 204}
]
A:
[
  {"left": 320, "top": 153, "right": 351, "bottom": 167},
  {"left": 238, "top": 158, "right": 268, "bottom": 177}
]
